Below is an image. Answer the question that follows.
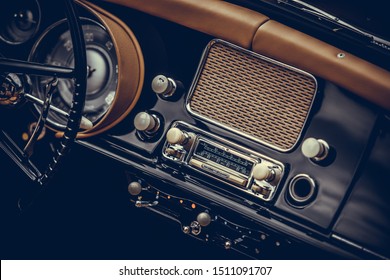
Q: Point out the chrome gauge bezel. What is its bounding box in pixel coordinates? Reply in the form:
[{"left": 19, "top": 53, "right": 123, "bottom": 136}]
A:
[
  {"left": 28, "top": 17, "right": 118, "bottom": 131},
  {"left": 0, "top": 0, "right": 42, "bottom": 45}
]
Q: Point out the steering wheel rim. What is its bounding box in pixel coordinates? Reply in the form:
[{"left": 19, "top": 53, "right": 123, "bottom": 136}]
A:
[{"left": 0, "top": 0, "right": 87, "bottom": 188}]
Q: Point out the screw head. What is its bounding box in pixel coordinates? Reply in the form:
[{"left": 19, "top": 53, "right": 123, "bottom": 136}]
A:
[{"left": 182, "top": 226, "right": 190, "bottom": 234}]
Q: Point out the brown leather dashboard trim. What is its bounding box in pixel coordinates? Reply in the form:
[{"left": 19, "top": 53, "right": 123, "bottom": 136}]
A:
[
  {"left": 56, "top": 0, "right": 144, "bottom": 138},
  {"left": 102, "top": 0, "right": 269, "bottom": 48},
  {"left": 101, "top": 0, "right": 390, "bottom": 110},
  {"left": 253, "top": 21, "right": 390, "bottom": 110}
]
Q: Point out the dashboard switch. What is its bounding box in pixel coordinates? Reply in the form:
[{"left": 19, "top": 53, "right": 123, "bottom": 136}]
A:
[
  {"left": 152, "top": 74, "right": 177, "bottom": 98},
  {"left": 197, "top": 212, "right": 211, "bottom": 227},
  {"left": 302, "top": 138, "right": 329, "bottom": 161},
  {"left": 128, "top": 181, "right": 142, "bottom": 196},
  {"left": 134, "top": 112, "right": 160, "bottom": 134}
]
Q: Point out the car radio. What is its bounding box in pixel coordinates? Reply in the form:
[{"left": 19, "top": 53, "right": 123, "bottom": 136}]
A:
[{"left": 162, "top": 122, "right": 285, "bottom": 201}]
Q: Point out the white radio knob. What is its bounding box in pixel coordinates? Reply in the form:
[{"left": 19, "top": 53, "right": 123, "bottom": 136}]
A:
[
  {"left": 253, "top": 162, "right": 281, "bottom": 182},
  {"left": 301, "top": 138, "right": 329, "bottom": 161},
  {"left": 166, "top": 127, "right": 186, "bottom": 145},
  {"left": 253, "top": 162, "right": 272, "bottom": 181}
]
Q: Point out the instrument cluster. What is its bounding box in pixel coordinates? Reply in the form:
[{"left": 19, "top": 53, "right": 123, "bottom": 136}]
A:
[{"left": 1, "top": 0, "right": 144, "bottom": 138}]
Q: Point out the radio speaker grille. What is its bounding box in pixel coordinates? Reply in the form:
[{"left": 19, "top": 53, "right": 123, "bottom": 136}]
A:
[{"left": 187, "top": 41, "right": 317, "bottom": 151}]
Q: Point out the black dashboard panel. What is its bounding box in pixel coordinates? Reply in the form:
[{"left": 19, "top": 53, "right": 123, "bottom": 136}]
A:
[
  {"left": 275, "top": 82, "right": 378, "bottom": 229},
  {"left": 333, "top": 117, "right": 390, "bottom": 258}
]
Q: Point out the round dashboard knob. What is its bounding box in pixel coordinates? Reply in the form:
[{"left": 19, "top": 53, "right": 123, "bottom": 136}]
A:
[
  {"left": 197, "top": 212, "right": 211, "bottom": 227},
  {"left": 128, "top": 181, "right": 142, "bottom": 196},
  {"left": 134, "top": 112, "right": 157, "bottom": 132},
  {"left": 166, "top": 127, "right": 186, "bottom": 145},
  {"left": 301, "top": 138, "right": 329, "bottom": 161},
  {"left": 252, "top": 162, "right": 271, "bottom": 181},
  {"left": 151, "top": 75, "right": 176, "bottom": 97}
]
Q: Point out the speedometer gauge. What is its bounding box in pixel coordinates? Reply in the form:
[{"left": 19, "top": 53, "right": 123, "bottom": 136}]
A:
[
  {"left": 29, "top": 19, "right": 118, "bottom": 129},
  {"left": 28, "top": 0, "right": 144, "bottom": 137},
  {"left": 0, "top": 0, "right": 41, "bottom": 45}
]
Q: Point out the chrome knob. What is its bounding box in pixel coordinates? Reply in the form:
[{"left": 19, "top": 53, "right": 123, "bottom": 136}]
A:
[
  {"left": 151, "top": 75, "right": 177, "bottom": 98},
  {"left": 197, "top": 212, "right": 211, "bottom": 227},
  {"left": 128, "top": 181, "right": 142, "bottom": 196},
  {"left": 190, "top": 221, "right": 201, "bottom": 235},
  {"left": 301, "top": 138, "right": 329, "bottom": 161},
  {"left": 134, "top": 112, "right": 159, "bottom": 133},
  {"left": 224, "top": 241, "right": 232, "bottom": 250},
  {"left": 182, "top": 226, "right": 190, "bottom": 234}
]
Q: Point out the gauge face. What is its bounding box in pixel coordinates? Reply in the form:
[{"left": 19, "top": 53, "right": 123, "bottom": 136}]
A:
[
  {"left": 0, "top": 0, "right": 41, "bottom": 45},
  {"left": 29, "top": 19, "right": 118, "bottom": 129}
]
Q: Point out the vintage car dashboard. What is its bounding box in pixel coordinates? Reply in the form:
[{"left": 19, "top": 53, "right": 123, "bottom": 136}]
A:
[{"left": 1, "top": 0, "right": 390, "bottom": 259}]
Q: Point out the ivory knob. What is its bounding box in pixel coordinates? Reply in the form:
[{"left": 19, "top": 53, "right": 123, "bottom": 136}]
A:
[
  {"left": 252, "top": 162, "right": 271, "bottom": 181},
  {"left": 134, "top": 112, "right": 156, "bottom": 132},
  {"left": 302, "top": 138, "right": 329, "bottom": 160},
  {"left": 166, "top": 127, "right": 186, "bottom": 145}
]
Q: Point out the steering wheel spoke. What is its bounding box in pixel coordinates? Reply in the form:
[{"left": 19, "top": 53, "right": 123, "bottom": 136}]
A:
[
  {"left": 23, "top": 78, "right": 58, "bottom": 158},
  {"left": 0, "top": 57, "right": 75, "bottom": 79},
  {"left": 0, "top": 130, "right": 41, "bottom": 181},
  {"left": 0, "top": 0, "right": 87, "bottom": 196}
]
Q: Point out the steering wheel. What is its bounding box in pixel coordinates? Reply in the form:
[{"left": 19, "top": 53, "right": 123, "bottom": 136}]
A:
[{"left": 0, "top": 0, "right": 87, "bottom": 191}]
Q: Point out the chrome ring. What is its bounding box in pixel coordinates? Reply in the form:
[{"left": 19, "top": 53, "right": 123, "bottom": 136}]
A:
[{"left": 288, "top": 174, "right": 317, "bottom": 205}]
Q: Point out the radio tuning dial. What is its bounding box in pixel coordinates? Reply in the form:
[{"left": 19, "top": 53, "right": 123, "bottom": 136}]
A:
[
  {"left": 253, "top": 163, "right": 271, "bottom": 181},
  {"left": 167, "top": 127, "right": 192, "bottom": 145},
  {"left": 253, "top": 162, "right": 281, "bottom": 182}
]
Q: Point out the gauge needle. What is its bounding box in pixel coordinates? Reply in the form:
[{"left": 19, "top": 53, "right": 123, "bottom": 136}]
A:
[
  {"left": 87, "top": 65, "right": 96, "bottom": 78},
  {"left": 24, "top": 93, "right": 93, "bottom": 130}
]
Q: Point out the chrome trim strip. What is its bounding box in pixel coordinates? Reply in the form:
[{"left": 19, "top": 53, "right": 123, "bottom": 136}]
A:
[
  {"left": 185, "top": 39, "right": 318, "bottom": 152},
  {"left": 331, "top": 234, "right": 363, "bottom": 250}
]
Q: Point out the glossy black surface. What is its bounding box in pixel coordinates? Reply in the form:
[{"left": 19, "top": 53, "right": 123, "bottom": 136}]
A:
[
  {"left": 275, "top": 83, "right": 378, "bottom": 229},
  {"left": 333, "top": 116, "right": 390, "bottom": 258}
]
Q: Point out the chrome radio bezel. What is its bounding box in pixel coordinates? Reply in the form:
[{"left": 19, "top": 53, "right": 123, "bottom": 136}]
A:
[{"left": 162, "top": 121, "right": 285, "bottom": 202}]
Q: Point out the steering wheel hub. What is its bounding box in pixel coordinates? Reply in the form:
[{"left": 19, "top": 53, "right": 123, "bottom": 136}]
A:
[{"left": 0, "top": 73, "right": 25, "bottom": 105}]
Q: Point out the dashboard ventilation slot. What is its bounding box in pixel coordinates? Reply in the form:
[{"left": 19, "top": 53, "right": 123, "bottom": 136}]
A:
[{"left": 187, "top": 40, "right": 317, "bottom": 152}]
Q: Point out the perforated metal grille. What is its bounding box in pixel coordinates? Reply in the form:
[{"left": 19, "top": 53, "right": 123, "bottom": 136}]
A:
[{"left": 188, "top": 42, "right": 317, "bottom": 151}]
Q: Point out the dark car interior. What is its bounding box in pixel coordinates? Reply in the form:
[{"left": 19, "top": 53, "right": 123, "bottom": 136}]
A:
[{"left": 1, "top": 0, "right": 390, "bottom": 260}]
